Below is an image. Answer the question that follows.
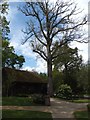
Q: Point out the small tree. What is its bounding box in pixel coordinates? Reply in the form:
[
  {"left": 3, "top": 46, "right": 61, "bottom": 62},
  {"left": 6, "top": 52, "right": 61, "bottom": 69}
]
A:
[{"left": 19, "top": 0, "right": 87, "bottom": 96}]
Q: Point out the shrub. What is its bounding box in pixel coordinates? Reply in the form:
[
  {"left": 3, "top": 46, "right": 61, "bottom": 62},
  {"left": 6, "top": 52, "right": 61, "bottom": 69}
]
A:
[
  {"left": 56, "top": 84, "right": 72, "bottom": 99},
  {"left": 30, "top": 94, "right": 45, "bottom": 104}
]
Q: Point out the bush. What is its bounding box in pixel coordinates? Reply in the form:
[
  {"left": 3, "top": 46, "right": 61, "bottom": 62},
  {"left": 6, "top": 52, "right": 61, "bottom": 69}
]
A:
[
  {"left": 56, "top": 84, "right": 72, "bottom": 99},
  {"left": 30, "top": 94, "right": 45, "bottom": 104}
]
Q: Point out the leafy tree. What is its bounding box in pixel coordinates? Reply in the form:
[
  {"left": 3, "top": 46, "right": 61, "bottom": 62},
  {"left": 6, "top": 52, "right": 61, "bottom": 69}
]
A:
[
  {"left": 2, "top": 40, "right": 25, "bottom": 69},
  {"left": 0, "top": 2, "right": 25, "bottom": 69},
  {"left": 0, "top": 2, "right": 10, "bottom": 40},
  {"left": 53, "top": 44, "right": 83, "bottom": 95},
  {"left": 77, "top": 63, "right": 89, "bottom": 94},
  {"left": 54, "top": 44, "right": 82, "bottom": 70},
  {"left": 0, "top": 2, "right": 10, "bottom": 70},
  {"left": 19, "top": 0, "right": 87, "bottom": 96}
]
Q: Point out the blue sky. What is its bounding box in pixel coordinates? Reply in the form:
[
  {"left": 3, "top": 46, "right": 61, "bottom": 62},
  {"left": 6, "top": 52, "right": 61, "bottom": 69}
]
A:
[{"left": 6, "top": 0, "right": 88, "bottom": 73}]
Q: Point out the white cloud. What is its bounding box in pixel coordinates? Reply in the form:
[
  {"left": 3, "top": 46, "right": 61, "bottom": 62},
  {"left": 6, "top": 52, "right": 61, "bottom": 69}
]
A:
[
  {"left": 70, "top": 41, "right": 88, "bottom": 62},
  {"left": 19, "top": 43, "right": 36, "bottom": 59},
  {"left": 7, "top": 4, "right": 18, "bottom": 22},
  {"left": 22, "top": 66, "right": 35, "bottom": 71},
  {"left": 35, "top": 58, "right": 47, "bottom": 73},
  {"left": 22, "top": 58, "right": 47, "bottom": 73},
  {"left": 10, "top": 38, "right": 36, "bottom": 59}
]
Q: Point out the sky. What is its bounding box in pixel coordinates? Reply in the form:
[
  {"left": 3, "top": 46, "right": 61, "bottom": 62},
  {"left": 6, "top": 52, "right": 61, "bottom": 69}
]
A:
[{"left": 6, "top": 0, "right": 89, "bottom": 73}]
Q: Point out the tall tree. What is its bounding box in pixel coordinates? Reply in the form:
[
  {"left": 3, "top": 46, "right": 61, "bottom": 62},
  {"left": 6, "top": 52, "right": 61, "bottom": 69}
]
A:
[{"left": 19, "top": 0, "right": 87, "bottom": 96}]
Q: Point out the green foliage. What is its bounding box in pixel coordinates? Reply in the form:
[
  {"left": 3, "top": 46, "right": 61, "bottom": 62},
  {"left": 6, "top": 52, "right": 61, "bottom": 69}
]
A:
[
  {"left": 77, "top": 63, "right": 89, "bottom": 94},
  {"left": 30, "top": 94, "right": 45, "bottom": 104},
  {"left": 53, "top": 44, "right": 83, "bottom": 95},
  {"left": 1, "top": 2, "right": 25, "bottom": 69},
  {"left": 52, "top": 69, "right": 63, "bottom": 93},
  {"left": 2, "top": 40, "right": 25, "bottom": 69},
  {"left": 0, "top": 2, "right": 10, "bottom": 40},
  {"left": 56, "top": 84, "right": 72, "bottom": 99},
  {"left": 0, "top": 2, "right": 9, "bottom": 14},
  {"left": 54, "top": 44, "right": 82, "bottom": 70},
  {"left": 1, "top": 16, "right": 10, "bottom": 40}
]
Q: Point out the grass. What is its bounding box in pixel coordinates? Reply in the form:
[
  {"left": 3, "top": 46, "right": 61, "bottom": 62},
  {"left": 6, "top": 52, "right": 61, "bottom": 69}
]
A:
[
  {"left": 2, "top": 97, "right": 43, "bottom": 106},
  {"left": 54, "top": 97, "right": 90, "bottom": 103},
  {"left": 74, "top": 110, "right": 89, "bottom": 120},
  {"left": 74, "top": 104, "right": 90, "bottom": 120},
  {"left": 70, "top": 99, "right": 90, "bottom": 103},
  {"left": 2, "top": 110, "right": 53, "bottom": 119}
]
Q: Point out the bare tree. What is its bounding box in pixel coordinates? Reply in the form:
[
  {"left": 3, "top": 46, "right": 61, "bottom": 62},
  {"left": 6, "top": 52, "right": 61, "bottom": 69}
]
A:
[{"left": 19, "top": 0, "right": 87, "bottom": 96}]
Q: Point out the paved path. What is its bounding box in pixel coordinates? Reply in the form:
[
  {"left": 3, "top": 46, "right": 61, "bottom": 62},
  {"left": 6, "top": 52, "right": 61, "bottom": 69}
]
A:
[
  {"left": 1, "top": 98, "right": 88, "bottom": 119},
  {"left": 50, "top": 98, "right": 88, "bottom": 118}
]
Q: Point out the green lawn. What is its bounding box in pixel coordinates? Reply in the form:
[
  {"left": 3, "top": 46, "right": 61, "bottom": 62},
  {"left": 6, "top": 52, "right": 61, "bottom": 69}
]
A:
[
  {"left": 54, "top": 97, "right": 90, "bottom": 103},
  {"left": 2, "top": 97, "right": 43, "bottom": 106},
  {"left": 70, "top": 99, "right": 90, "bottom": 103},
  {"left": 2, "top": 110, "right": 53, "bottom": 119},
  {"left": 74, "top": 110, "right": 89, "bottom": 120},
  {"left": 74, "top": 104, "right": 90, "bottom": 120}
]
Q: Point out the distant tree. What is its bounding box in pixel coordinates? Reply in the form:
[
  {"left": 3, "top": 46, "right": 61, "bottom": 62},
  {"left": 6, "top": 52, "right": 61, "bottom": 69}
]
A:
[
  {"left": 2, "top": 40, "right": 25, "bottom": 69},
  {"left": 19, "top": 0, "right": 87, "bottom": 96}
]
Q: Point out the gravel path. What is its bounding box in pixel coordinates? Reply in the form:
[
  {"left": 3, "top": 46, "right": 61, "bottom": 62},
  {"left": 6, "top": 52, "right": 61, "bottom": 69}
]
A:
[{"left": 1, "top": 98, "right": 88, "bottom": 119}]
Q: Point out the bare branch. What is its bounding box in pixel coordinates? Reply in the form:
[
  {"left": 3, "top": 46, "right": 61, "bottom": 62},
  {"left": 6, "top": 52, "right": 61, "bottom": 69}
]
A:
[
  {"left": 33, "top": 49, "right": 47, "bottom": 61},
  {"left": 51, "top": 18, "right": 87, "bottom": 39},
  {"left": 32, "top": 27, "right": 47, "bottom": 46}
]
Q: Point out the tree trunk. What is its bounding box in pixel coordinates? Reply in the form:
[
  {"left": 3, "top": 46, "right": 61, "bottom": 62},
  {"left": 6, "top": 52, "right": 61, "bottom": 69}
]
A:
[{"left": 47, "top": 45, "right": 53, "bottom": 96}]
